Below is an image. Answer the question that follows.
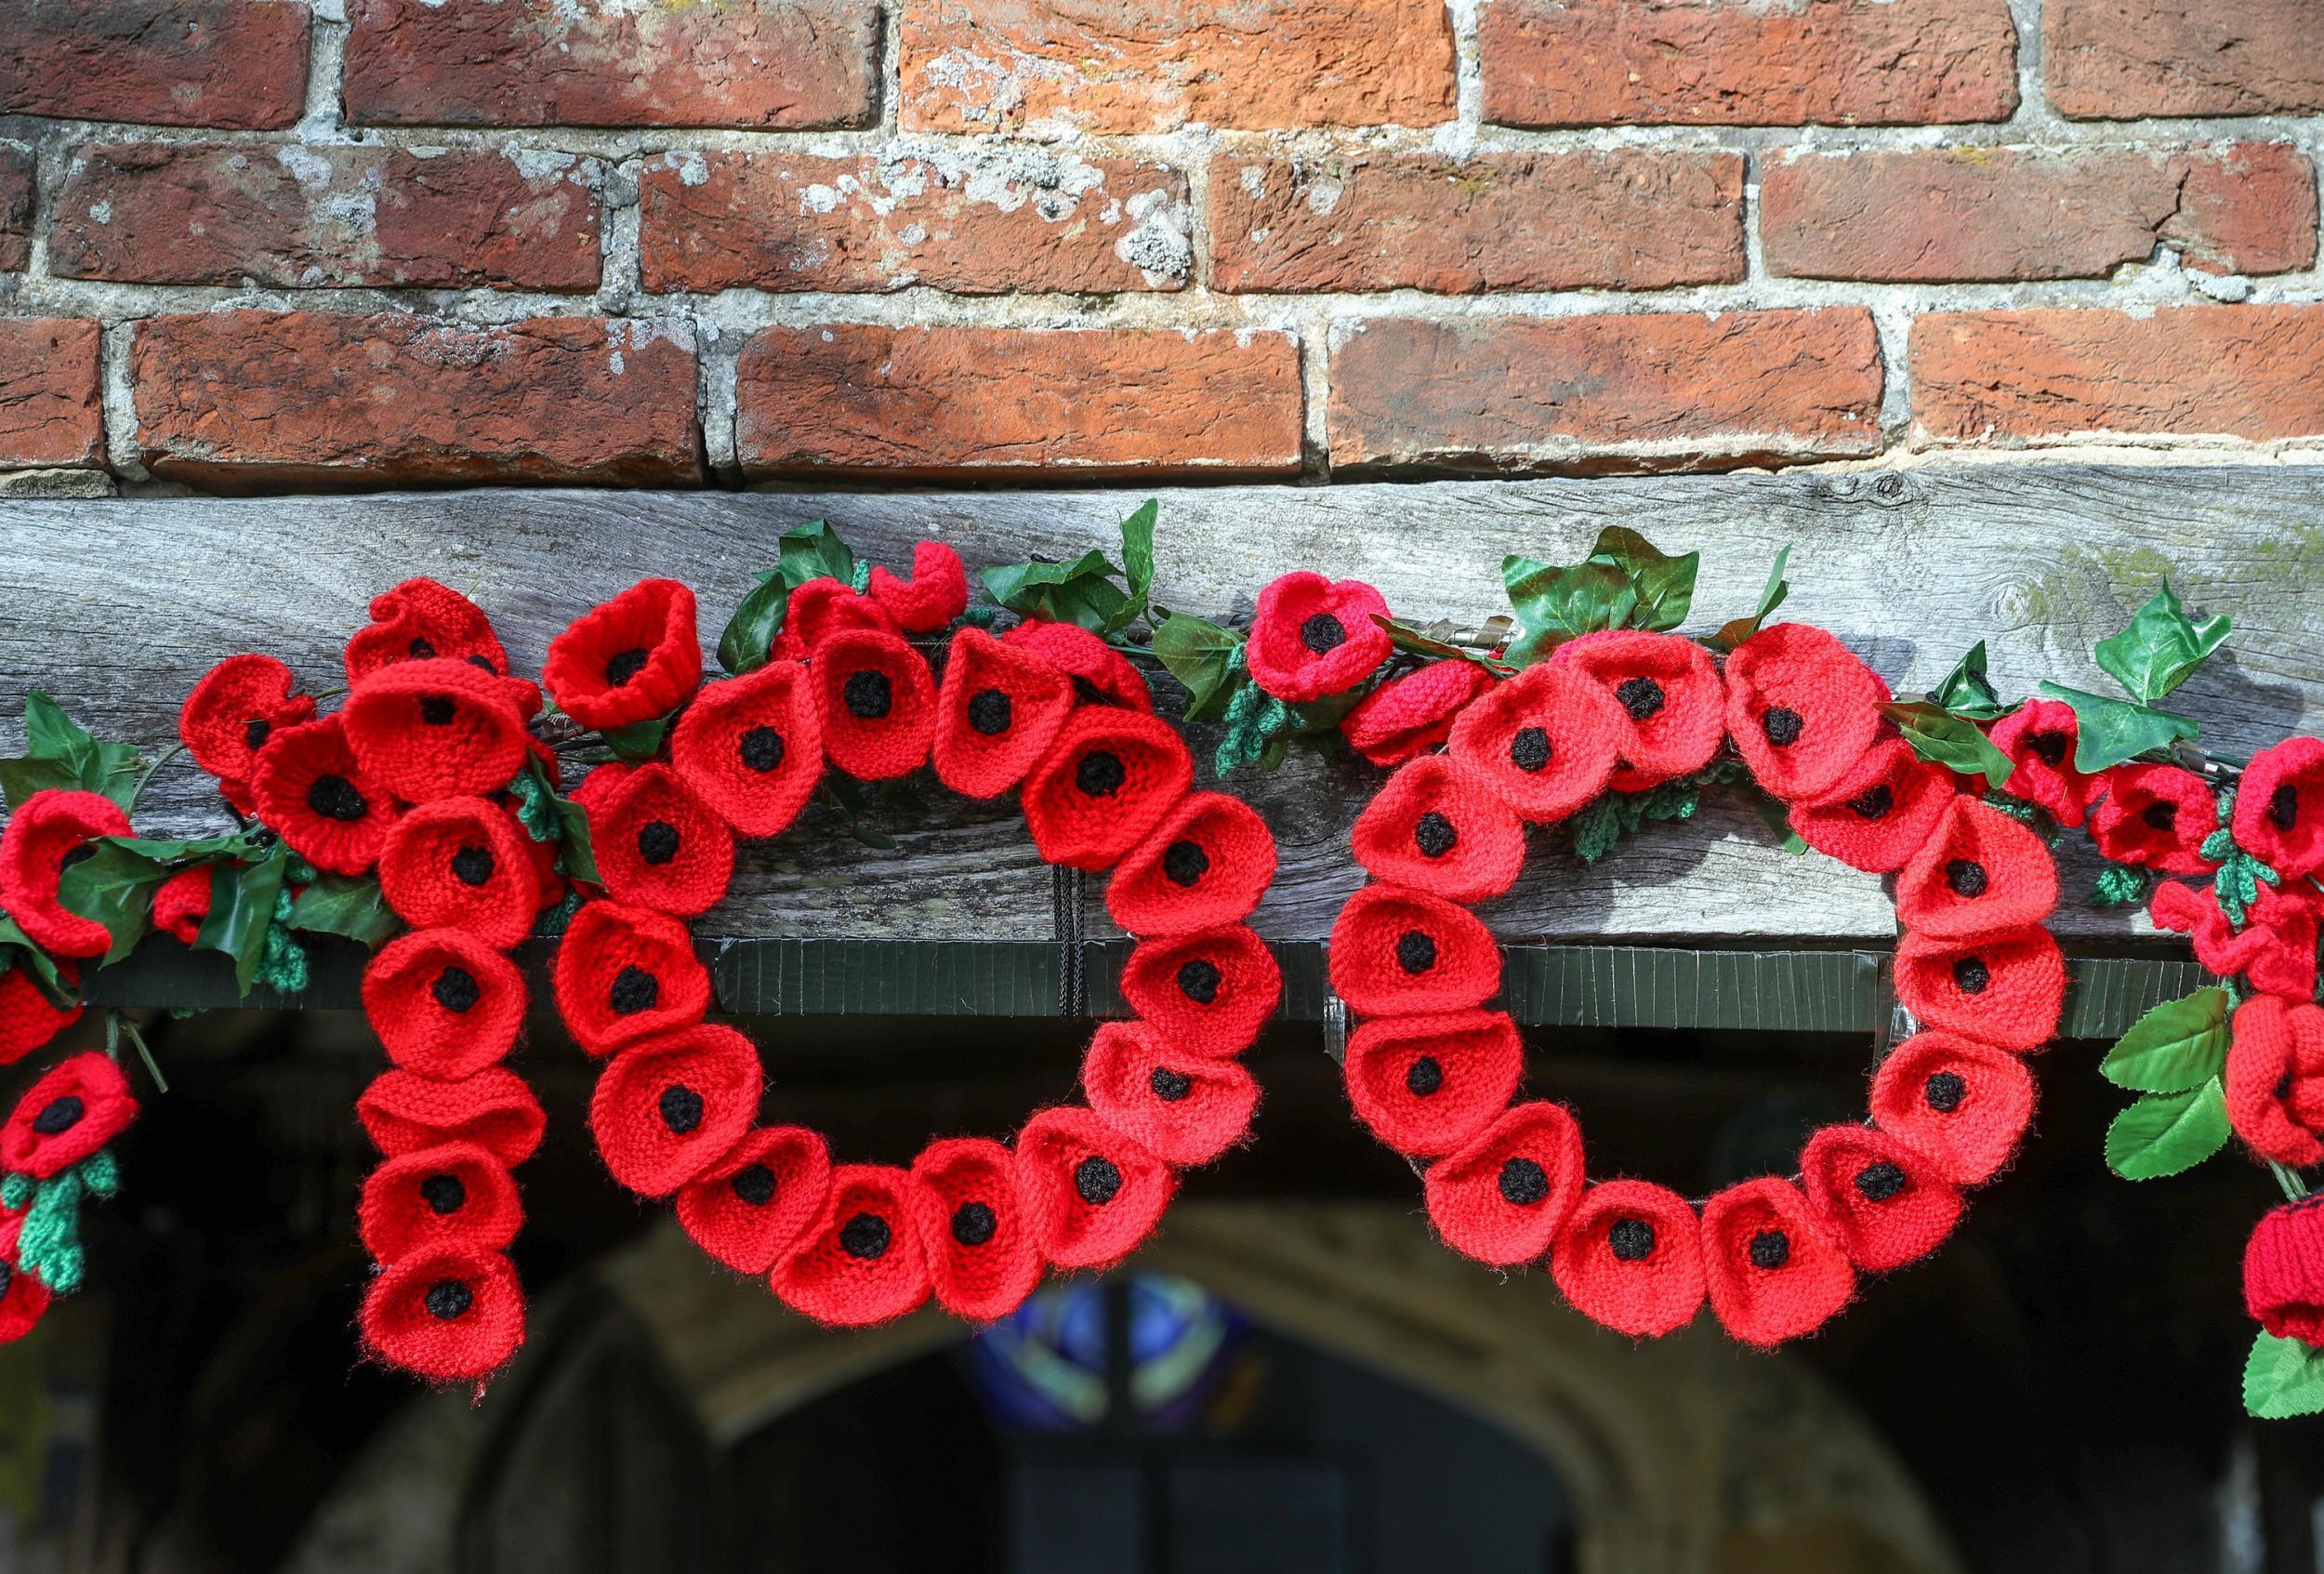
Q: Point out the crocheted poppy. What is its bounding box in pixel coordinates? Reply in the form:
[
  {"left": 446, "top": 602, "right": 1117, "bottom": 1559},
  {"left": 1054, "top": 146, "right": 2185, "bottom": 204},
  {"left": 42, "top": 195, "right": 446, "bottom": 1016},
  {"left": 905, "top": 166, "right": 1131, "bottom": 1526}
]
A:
[
  {"left": 1700, "top": 1177, "right": 1855, "bottom": 1347},
  {"left": 868, "top": 541, "right": 971, "bottom": 634},
  {"left": 814, "top": 627, "right": 937, "bottom": 782},
  {"left": 1106, "top": 793, "right": 1277, "bottom": 936},
  {"left": 2224, "top": 995, "right": 2324, "bottom": 1168},
  {"left": 766, "top": 579, "right": 898, "bottom": 663},
  {"left": 1551, "top": 1180, "right": 1706, "bottom": 1339},
  {"left": 669, "top": 662, "right": 824, "bottom": 839},
  {"left": 357, "top": 1141, "right": 523, "bottom": 1263},
  {"left": 1080, "top": 1020, "right": 1259, "bottom": 1167},
  {"left": 1552, "top": 630, "right": 1727, "bottom": 793},
  {"left": 0, "top": 964, "right": 79, "bottom": 1067},
  {"left": 1893, "top": 927, "right": 2064, "bottom": 1053},
  {"left": 582, "top": 763, "right": 736, "bottom": 919},
  {"left": 151, "top": 866, "right": 212, "bottom": 945},
  {"left": 675, "top": 1125, "right": 830, "bottom": 1276},
  {"left": 1894, "top": 796, "right": 2059, "bottom": 941},
  {"left": 356, "top": 1067, "right": 546, "bottom": 1167},
  {"left": 1445, "top": 661, "right": 1625, "bottom": 823},
  {"left": 343, "top": 658, "right": 538, "bottom": 805},
  {"left": 1340, "top": 660, "right": 1496, "bottom": 769},
  {"left": 2150, "top": 879, "right": 2322, "bottom": 1002},
  {"left": 361, "top": 929, "right": 525, "bottom": 1080},
  {"left": 1352, "top": 754, "right": 1526, "bottom": 903},
  {"left": 543, "top": 578, "right": 701, "bottom": 731},
  {"left": 1789, "top": 737, "right": 1958, "bottom": 874},
  {"left": 907, "top": 1136, "right": 1042, "bottom": 1322},
  {"left": 1118, "top": 925, "right": 1281, "bottom": 1058},
  {"left": 588, "top": 1025, "right": 762, "bottom": 1197},
  {"left": 1868, "top": 1031, "right": 2036, "bottom": 1186},
  {"left": 2237, "top": 736, "right": 2324, "bottom": 880},
  {"left": 377, "top": 797, "right": 538, "bottom": 947},
  {"left": 178, "top": 653, "right": 316, "bottom": 785},
  {"left": 1002, "top": 620, "right": 1153, "bottom": 711},
  {"left": 1327, "top": 883, "right": 1499, "bottom": 1018},
  {"left": 2244, "top": 1196, "right": 2324, "bottom": 1346},
  {"left": 1342, "top": 1008, "right": 1524, "bottom": 1159},
  {"left": 1987, "top": 698, "right": 2093, "bottom": 828},
  {"left": 358, "top": 1243, "right": 524, "bottom": 1383},
  {"left": 1247, "top": 574, "right": 1393, "bottom": 703},
  {"left": 1800, "top": 1125, "right": 1962, "bottom": 1273},
  {"left": 1015, "top": 1106, "right": 1176, "bottom": 1272},
  {"left": 0, "top": 1052, "right": 136, "bottom": 1179},
  {"left": 1422, "top": 1101, "right": 1585, "bottom": 1267},
  {"left": 549, "top": 900, "right": 711, "bottom": 1058},
  {"left": 344, "top": 578, "right": 509, "bottom": 685},
  {"left": 1720, "top": 623, "right": 1888, "bottom": 802},
  {"left": 0, "top": 1218, "right": 53, "bottom": 1344},
  {"left": 2088, "top": 764, "right": 2219, "bottom": 875},
  {"left": 252, "top": 716, "right": 398, "bottom": 877},
  {"left": 0, "top": 789, "right": 133, "bottom": 959},
  {"left": 771, "top": 1163, "right": 931, "bottom": 1328},
  {"left": 1022, "top": 709, "right": 1195, "bottom": 871},
  {"left": 931, "top": 628, "right": 1076, "bottom": 800}
]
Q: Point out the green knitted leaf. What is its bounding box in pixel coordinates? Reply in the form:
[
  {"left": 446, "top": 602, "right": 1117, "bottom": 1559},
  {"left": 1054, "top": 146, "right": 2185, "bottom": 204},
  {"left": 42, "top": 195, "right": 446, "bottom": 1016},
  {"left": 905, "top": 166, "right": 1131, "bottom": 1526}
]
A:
[
  {"left": 1570, "top": 799, "right": 1625, "bottom": 864},
  {"left": 2091, "top": 862, "right": 2153, "bottom": 908}
]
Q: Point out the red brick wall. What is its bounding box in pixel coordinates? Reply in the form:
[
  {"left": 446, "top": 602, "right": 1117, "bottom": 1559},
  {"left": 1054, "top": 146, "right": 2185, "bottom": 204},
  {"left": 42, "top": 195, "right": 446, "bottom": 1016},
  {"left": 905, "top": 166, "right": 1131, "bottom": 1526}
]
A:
[{"left": 0, "top": 0, "right": 2318, "bottom": 490}]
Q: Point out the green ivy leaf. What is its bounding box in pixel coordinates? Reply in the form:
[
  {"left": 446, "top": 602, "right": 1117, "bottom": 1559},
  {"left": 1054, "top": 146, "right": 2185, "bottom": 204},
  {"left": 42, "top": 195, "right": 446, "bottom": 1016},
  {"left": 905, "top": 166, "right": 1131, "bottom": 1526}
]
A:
[
  {"left": 2104, "top": 1078, "right": 2230, "bottom": 1180},
  {"left": 716, "top": 571, "right": 788, "bottom": 677},
  {"left": 1502, "top": 554, "right": 1634, "bottom": 666},
  {"left": 1591, "top": 527, "right": 1698, "bottom": 633},
  {"left": 1374, "top": 616, "right": 1513, "bottom": 674},
  {"left": 53, "top": 840, "right": 178, "bottom": 967},
  {"left": 1150, "top": 614, "right": 1245, "bottom": 721},
  {"left": 0, "top": 919, "right": 71, "bottom": 1005},
  {"left": 287, "top": 873, "right": 403, "bottom": 949},
  {"left": 777, "top": 519, "right": 855, "bottom": 591},
  {"left": 2100, "top": 986, "right": 2231, "bottom": 1093},
  {"left": 0, "top": 692, "right": 145, "bottom": 813},
  {"left": 1926, "top": 641, "right": 2014, "bottom": 722},
  {"left": 1709, "top": 544, "right": 1791, "bottom": 653},
  {"left": 2244, "top": 1331, "right": 2324, "bottom": 1419},
  {"left": 1877, "top": 700, "right": 2015, "bottom": 789},
  {"left": 194, "top": 848, "right": 291, "bottom": 996},
  {"left": 2038, "top": 681, "right": 2200, "bottom": 773},
  {"left": 2094, "top": 582, "right": 2232, "bottom": 705},
  {"left": 1108, "top": 499, "right": 1158, "bottom": 637},
  {"left": 601, "top": 714, "right": 672, "bottom": 763},
  {"left": 820, "top": 776, "right": 896, "bottom": 852},
  {"left": 979, "top": 549, "right": 1132, "bottom": 633}
]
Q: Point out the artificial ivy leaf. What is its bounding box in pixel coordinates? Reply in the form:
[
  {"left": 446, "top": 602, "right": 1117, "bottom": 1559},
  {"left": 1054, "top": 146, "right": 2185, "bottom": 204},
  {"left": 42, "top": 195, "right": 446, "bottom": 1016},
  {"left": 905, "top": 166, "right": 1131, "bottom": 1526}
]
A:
[
  {"left": 195, "top": 848, "right": 290, "bottom": 995},
  {"left": 518, "top": 756, "right": 601, "bottom": 885},
  {"left": 1877, "top": 700, "right": 2015, "bottom": 789},
  {"left": 288, "top": 873, "right": 403, "bottom": 949},
  {"left": 1591, "top": 527, "right": 1698, "bottom": 633},
  {"left": 1927, "top": 641, "right": 2013, "bottom": 722},
  {"left": 0, "top": 692, "right": 144, "bottom": 813},
  {"left": 980, "top": 549, "right": 1132, "bottom": 633},
  {"left": 717, "top": 571, "right": 788, "bottom": 677},
  {"left": 777, "top": 520, "right": 855, "bottom": 591},
  {"left": 2104, "top": 1078, "right": 2230, "bottom": 1180},
  {"left": 1375, "top": 616, "right": 1512, "bottom": 675},
  {"left": 601, "top": 714, "right": 672, "bottom": 763},
  {"left": 820, "top": 777, "right": 897, "bottom": 852},
  {"left": 1502, "top": 554, "right": 1634, "bottom": 667},
  {"left": 1150, "top": 614, "right": 1244, "bottom": 721},
  {"left": 0, "top": 917, "right": 70, "bottom": 1004},
  {"left": 2244, "top": 1331, "right": 2324, "bottom": 1420},
  {"left": 2038, "top": 681, "right": 2199, "bottom": 773},
  {"left": 2094, "top": 582, "right": 2232, "bottom": 706},
  {"left": 2100, "top": 986, "right": 2231, "bottom": 1093},
  {"left": 54, "top": 840, "right": 176, "bottom": 967},
  {"left": 1709, "top": 544, "right": 1791, "bottom": 652},
  {"left": 1107, "top": 499, "right": 1159, "bottom": 636}
]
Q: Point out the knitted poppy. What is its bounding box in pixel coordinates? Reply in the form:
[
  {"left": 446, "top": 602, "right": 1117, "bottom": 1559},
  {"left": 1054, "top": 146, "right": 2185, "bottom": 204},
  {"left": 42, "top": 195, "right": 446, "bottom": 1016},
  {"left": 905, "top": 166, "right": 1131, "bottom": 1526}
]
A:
[
  {"left": 1987, "top": 698, "right": 2093, "bottom": 828},
  {"left": 358, "top": 1243, "right": 524, "bottom": 1383},
  {"left": 1080, "top": 1020, "right": 1259, "bottom": 1167},
  {"left": 907, "top": 1136, "right": 1042, "bottom": 1322},
  {"left": 582, "top": 763, "right": 735, "bottom": 919},
  {"left": 344, "top": 578, "right": 509, "bottom": 685},
  {"left": 771, "top": 1163, "right": 931, "bottom": 1328},
  {"left": 1022, "top": 708, "right": 1194, "bottom": 871},
  {"left": 516, "top": 814, "right": 565, "bottom": 914},
  {"left": 361, "top": 929, "right": 525, "bottom": 1080},
  {"left": 252, "top": 716, "right": 398, "bottom": 877},
  {"left": 343, "top": 658, "right": 538, "bottom": 805},
  {"left": 1800, "top": 1125, "right": 1962, "bottom": 1273},
  {"left": 1551, "top": 630, "right": 1727, "bottom": 793},
  {"left": 813, "top": 627, "right": 937, "bottom": 782},
  {"left": 549, "top": 900, "right": 711, "bottom": 1058},
  {"left": 1340, "top": 660, "right": 1496, "bottom": 769},
  {"left": 1894, "top": 796, "right": 2059, "bottom": 941},
  {"left": 1352, "top": 754, "right": 1526, "bottom": 903},
  {"left": 868, "top": 541, "right": 971, "bottom": 634},
  {"left": 1552, "top": 1180, "right": 1706, "bottom": 1338},
  {"left": 766, "top": 579, "right": 898, "bottom": 663},
  {"left": 1327, "top": 883, "right": 1499, "bottom": 1018},
  {"left": 1445, "top": 661, "right": 1625, "bottom": 823},
  {"left": 1422, "top": 1100, "right": 1585, "bottom": 1267},
  {"left": 151, "top": 866, "right": 212, "bottom": 945},
  {"left": 0, "top": 789, "right": 133, "bottom": 959},
  {"left": 377, "top": 797, "right": 538, "bottom": 947},
  {"left": 669, "top": 662, "right": 824, "bottom": 839},
  {"left": 178, "top": 653, "right": 316, "bottom": 784},
  {"left": 0, "top": 964, "right": 79, "bottom": 1066},
  {"left": 1700, "top": 1177, "right": 1855, "bottom": 1347},
  {"left": 2244, "top": 1196, "right": 2324, "bottom": 1346},
  {"left": 1118, "top": 925, "right": 1281, "bottom": 1058},
  {"left": 2088, "top": 764, "right": 2219, "bottom": 875},
  {"left": 1720, "top": 623, "right": 1888, "bottom": 802},
  {"left": 2151, "top": 879, "right": 2322, "bottom": 1002},
  {"left": 357, "top": 1141, "right": 523, "bottom": 1263},
  {"left": 1789, "top": 737, "right": 1957, "bottom": 874},
  {"left": 1893, "top": 927, "right": 2065, "bottom": 1053},
  {"left": 0, "top": 1218, "right": 53, "bottom": 1344},
  {"left": 2223, "top": 995, "right": 2324, "bottom": 1168},
  {"left": 1014, "top": 1106, "right": 1176, "bottom": 1272},
  {"left": 1868, "top": 1032, "right": 2036, "bottom": 1186},
  {"left": 588, "top": 1025, "right": 761, "bottom": 1197},
  {"left": 544, "top": 577, "right": 702, "bottom": 730},
  {"left": 1246, "top": 574, "right": 1393, "bottom": 703},
  {"left": 1106, "top": 793, "right": 1277, "bottom": 936},
  {"left": 675, "top": 1124, "right": 830, "bottom": 1276},
  {"left": 356, "top": 1067, "right": 546, "bottom": 1167},
  {"left": 931, "top": 628, "right": 1076, "bottom": 800},
  {"left": 1343, "top": 1009, "right": 1524, "bottom": 1159},
  {"left": 2237, "top": 737, "right": 2324, "bottom": 880},
  {"left": 0, "top": 1052, "right": 136, "bottom": 1179}
]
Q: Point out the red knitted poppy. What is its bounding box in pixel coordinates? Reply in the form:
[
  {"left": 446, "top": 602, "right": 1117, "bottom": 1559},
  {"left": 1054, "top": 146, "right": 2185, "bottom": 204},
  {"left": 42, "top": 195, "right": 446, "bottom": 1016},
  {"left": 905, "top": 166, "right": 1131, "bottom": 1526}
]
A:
[
  {"left": 151, "top": 866, "right": 211, "bottom": 945},
  {"left": 252, "top": 716, "right": 399, "bottom": 877},
  {"left": 1551, "top": 629, "right": 1727, "bottom": 792},
  {"left": 1327, "top": 882, "right": 1499, "bottom": 1018},
  {"left": 0, "top": 965, "right": 79, "bottom": 1066},
  {"left": 1987, "top": 698, "right": 2093, "bottom": 828},
  {"left": 344, "top": 578, "right": 509, "bottom": 685},
  {"left": 1343, "top": 1009, "right": 1524, "bottom": 1158},
  {"left": 356, "top": 1067, "right": 546, "bottom": 1167},
  {"left": 377, "top": 797, "right": 538, "bottom": 947},
  {"left": 1014, "top": 1106, "right": 1176, "bottom": 1271},
  {"left": 767, "top": 579, "right": 899, "bottom": 662},
  {"left": 2224, "top": 996, "right": 2324, "bottom": 1168},
  {"left": 178, "top": 653, "right": 316, "bottom": 785},
  {"left": 1340, "top": 660, "right": 1495, "bottom": 769},
  {"left": 868, "top": 542, "right": 970, "bottom": 634},
  {"left": 0, "top": 1217, "right": 53, "bottom": 1344},
  {"left": 517, "top": 816, "right": 564, "bottom": 915},
  {"left": 1003, "top": 620, "right": 1153, "bottom": 711},
  {"left": 1699, "top": 1177, "right": 1855, "bottom": 1347},
  {"left": 550, "top": 900, "right": 711, "bottom": 1058},
  {"left": 0, "top": 789, "right": 133, "bottom": 959},
  {"left": 2244, "top": 1196, "right": 2324, "bottom": 1346},
  {"left": 2236, "top": 736, "right": 2324, "bottom": 880},
  {"left": 907, "top": 1137, "right": 1043, "bottom": 1322},
  {"left": 669, "top": 661, "right": 824, "bottom": 838},
  {"left": 771, "top": 1163, "right": 931, "bottom": 1328},
  {"left": 931, "top": 628, "right": 1076, "bottom": 800},
  {"left": 543, "top": 577, "right": 702, "bottom": 731},
  {"left": 2151, "top": 879, "right": 2321, "bottom": 1002},
  {"left": 1789, "top": 737, "right": 1958, "bottom": 874},
  {"left": 675, "top": 1124, "right": 831, "bottom": 1275},
  {"left": 1247, "top": 574, "right": 1393, "bottom": 703},
  {"left": 1021, "top": 708, "right": 1194, "bottom": 871},
  {"left": 358, "top": 1243, "right": 524, "bottom": 1383},
  {"left": 361, "top": 929, "right": 526, "bottom": 1079},
  {"left": 1118, "top": 925, "right": 1281, "bottom": 1057},
  {"left": 1800, "top": 1125, "right": 1962, "bottom": 1273},
  {"left": 357, "top": 1142, "right": 522, "bottom": 1263},
  {"left": 581, "top": 762, "right": 735, "bottom": 919},
  {"left": 813, "top": 627, "right": 937, "bottom": 782},
  {"left": 1422, "top": 1100, "right": 1585, "bottom": 1267},
  {"left": 588, "top": 1025, "right": 762, "bottom": 1197},
  {"left": 1868, "top": 1032, "right": 2036, "bottom": 1186},
  {"left": 1080, "top": 1020, "right": 1259, "bottom": 1167},
  {"left": 1720, "top": 623, "right": 1888, "bottom": 802},
  {"left": 2088, "top": 764, "right": 2219, "bottom": 875},
  {"left": 1893, "top": 926, "right": 2065, "bottom": 1052},
  {"left": 1445, "top": 661, "right": 1624, "bottom": 822},
  {"left": 0, "top": 1052, "right": 136, "bottom": 1179},
  {"left": 1106, "top": 793, "right": 1277, "bottom": 936},
  {"left": 343, "top": 658, "right": 538, "bottom": 805},
  {"left": 1352, "top": 754, "right": 1526, "bottom": 903},
  {"left": 1551, "top": 1180, "right": 1706, "bottom": 1339},
  {"left": 1894, "top": 796, "right": 2060, "bottom": 941}
]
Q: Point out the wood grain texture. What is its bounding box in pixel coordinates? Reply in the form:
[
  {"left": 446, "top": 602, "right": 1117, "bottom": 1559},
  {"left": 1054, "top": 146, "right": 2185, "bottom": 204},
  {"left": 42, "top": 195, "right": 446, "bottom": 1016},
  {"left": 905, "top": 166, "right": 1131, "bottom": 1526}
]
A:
[{"left": 4, "top": 465, "right": 2317, "bottom": 945}]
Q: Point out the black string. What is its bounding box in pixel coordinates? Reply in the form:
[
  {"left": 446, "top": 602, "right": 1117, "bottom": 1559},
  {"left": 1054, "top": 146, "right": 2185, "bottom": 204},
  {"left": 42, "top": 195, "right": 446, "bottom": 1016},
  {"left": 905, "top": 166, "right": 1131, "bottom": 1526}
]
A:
[{"left": 1054, "top": 865, "right": 1088, "bottom": 1019}]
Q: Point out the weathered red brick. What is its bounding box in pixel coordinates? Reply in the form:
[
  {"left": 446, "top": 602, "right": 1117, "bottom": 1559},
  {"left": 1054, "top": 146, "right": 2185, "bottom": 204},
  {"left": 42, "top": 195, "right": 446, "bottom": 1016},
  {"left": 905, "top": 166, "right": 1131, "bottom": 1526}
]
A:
[
  {"left": 736, "top": 325, "right": 1303, "bottom": 480},
  {"left": 1, "top": 1, "right": 310, "bottom": 129},
  {"left": 640, "top": 150, "right": 1189, "bottom": 296},
  {"left": 1479, "top": 0, "right": 2017, "bottom": 126},
  {"left": 1327, "top": 311, "right": 1883, "bottom": 474},
  {"left": 0, "top": 321, "right": 105, "bottom": 470},
  {"left": 1210, "top": 151, "right": 1743, "bottom": 294},
  {"left": 899, "top": 0, "right": 1456, "bottom": 133},
  {"left": 0, "top": 145, "right": 33, "bottom": 274},
  {"left": 51, "top": 143, "right": 602, "bottom": 291},
  {"left": 133, "top": 312, "right": 701, "bottom": 491},
  {"left": 1763, "top": 144, "right": 2316, "bottom": 281},
  {"left": 1912, "top": 306, "right": 2324, "bottom": 445},
  {"left": 344, "top": 0, "right": 878, "bottom": 128},
  {"left": 2048, "top": 0, "right": 2324, "bottom": 117}
]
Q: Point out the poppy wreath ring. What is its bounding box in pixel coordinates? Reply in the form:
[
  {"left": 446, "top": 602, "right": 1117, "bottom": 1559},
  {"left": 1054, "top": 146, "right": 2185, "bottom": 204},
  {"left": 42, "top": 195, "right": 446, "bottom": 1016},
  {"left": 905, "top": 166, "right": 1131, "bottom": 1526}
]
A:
[{"left": 1330, "top": 623, "right": 2064, "bottom": 1346}]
